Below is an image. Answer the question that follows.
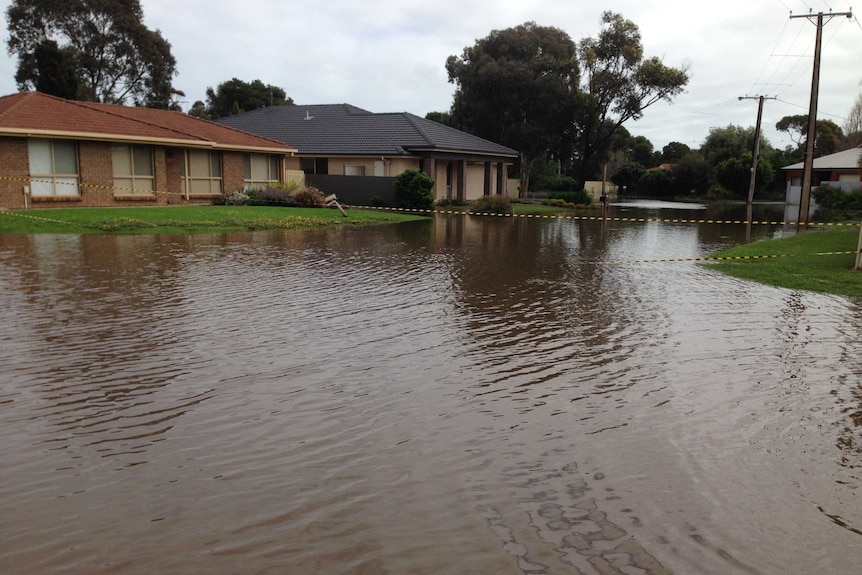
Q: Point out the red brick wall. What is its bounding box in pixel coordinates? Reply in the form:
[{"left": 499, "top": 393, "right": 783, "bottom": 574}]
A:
[
  {"left": 223, "top": 152, "right": 245, "bottom": 195},
  {"left": 0, "top": 138, "right": 277, "bottom": 210},
  {"left": 0, "top": 137, "right": 30, "bottom": 210}
]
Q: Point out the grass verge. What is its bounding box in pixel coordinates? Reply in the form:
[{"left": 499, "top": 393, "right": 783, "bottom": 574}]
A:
[
  {"left": 707, "top": 227, "right": 862, "bottom": 298},
  {"left": 0, "top": 206, "right": 426, "bottom": 235}
]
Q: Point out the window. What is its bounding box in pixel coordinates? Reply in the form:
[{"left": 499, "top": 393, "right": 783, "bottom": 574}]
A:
[
  {"left": 344, "top": 165, "right": 365, "bottom": 176},
  {"left": 112, "top": 144, "right": 154, "bottom": 195},
  {"left": 181, "top": 150, "right": 222, "bottom": 197},
  {"left": 28, "top": 139, "right": 79, "bottom": 196},
  {"left": 244, "top": 154, "right": 280, "bottom": 189},
  {"left": 300, "top": 157, "right": 328, "bottom": 175}
]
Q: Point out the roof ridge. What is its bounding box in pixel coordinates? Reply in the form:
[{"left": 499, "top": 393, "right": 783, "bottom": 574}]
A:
[
  {"left": 401, "top": 112, "right": 434, "bottom": 147},
  {"left": 74, "top": 100, "right": 208, "bottom": 141},
  {"left": 73, "top": 99, "right": 291, "bottom": 148},
  {"left": 0, "top": 92, "right": 32, "bottom": 124}
]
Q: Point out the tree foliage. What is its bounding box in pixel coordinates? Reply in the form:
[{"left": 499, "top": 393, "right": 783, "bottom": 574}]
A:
[
  {"left": 668, "top": 153, "right": 709, "bottom": 196},
  {"left": 425, "top": 111, "right": 454, "bottom": 127},
  {"left": 844, "top": 93, "right": 862, "bottom": 148},
  {"left": 700, "top": 125, "right": 764, "bottom": 167},
  {"left": 446, "top": 22, "right": 579, "bottom": 196},
  {"left": 31, "top": 39, "right": 78, "bottom": 99},
  {"left": 699, "top": 125, "right": 778, "bottom": 197},
  {"left": 637, "top": 168, "right": 672, "bottom": 197},
  {"left": 775, "top": 114, "right": 846, "bottom": 156},
  {"left": 204, "top": 78, "right": 293, "bottom": 119},
  {"left": 661, "top": 141, "right": 691, "bottom": 163},
  {"left": 6, "top": 0, "right": 180, "bottom": 107},
  {"left": 572, "top": 11, "right": 689, "bottom": 188},
  {"left": 610, "top": 162, "right": 645, "bottom": 193}
]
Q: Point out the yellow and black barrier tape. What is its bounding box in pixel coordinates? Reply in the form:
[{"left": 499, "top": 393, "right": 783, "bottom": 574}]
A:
[
  {"left": 2, "top": 174, "right": 860, "bottom": 229},
  {"left": 0, "top": 210, "right": 78, "bottom": 226},
  {"left": 596, "top": 251, "right": 862, "bottom": 265},
  {"left": 361, "top": 205, "right": 862, "bottom": 228},
  {"left": 596, "top": 254, "right": 790, "bottom": 265},
  {"left": 0, "top": 174, "right": 179, "bottom": 198}
]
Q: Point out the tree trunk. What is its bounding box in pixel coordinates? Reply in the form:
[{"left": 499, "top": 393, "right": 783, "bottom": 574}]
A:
[{"left": 518, "top": 152, "right": 530, "bottom": 198}]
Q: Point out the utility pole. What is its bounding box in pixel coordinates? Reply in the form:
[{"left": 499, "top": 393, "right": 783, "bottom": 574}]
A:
[
  {"left": 791, "top": 9, "right": 853, "bottom": 226},
  {"left": 738, "top": 95, "right": 775, "bottom": 225}
]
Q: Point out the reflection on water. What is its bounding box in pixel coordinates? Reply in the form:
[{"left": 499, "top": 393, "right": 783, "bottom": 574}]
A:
[{"left": 1, "top": 204, "right": 860, "bottom": 574}]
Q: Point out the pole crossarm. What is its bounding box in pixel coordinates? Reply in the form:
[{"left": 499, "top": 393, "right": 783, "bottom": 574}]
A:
[{"left": 789, "top": 11, "right": 853, "bottom": 22}]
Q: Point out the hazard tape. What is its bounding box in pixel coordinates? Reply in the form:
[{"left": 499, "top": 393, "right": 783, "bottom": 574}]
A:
[
  {"left": 596, "top": 251, "right": 862, "bottom": 265},
  {"left": 596, "top": 254, "right": 790, "bottom": 265},
  {"left": 0, "top": 174, "right": 180, "bottom": 198},
  {"left": 0, "top": 210, "right": 78, "bottom": 226},
  {"left": 2, "top": 174, "right": 859, "bottom": 229},
  {"left": 359, "top": 205, "right": 862, "bottom": 228}
]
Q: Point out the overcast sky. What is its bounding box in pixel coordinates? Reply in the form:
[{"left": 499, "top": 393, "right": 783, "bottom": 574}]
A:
[{"left": 0, "top": 0, "right": 859, "bottom": 152}]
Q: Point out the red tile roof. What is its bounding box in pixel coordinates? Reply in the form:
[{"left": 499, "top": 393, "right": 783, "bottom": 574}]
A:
[{"left": 0, "top": 92, "right": 296, "bottom": 153}]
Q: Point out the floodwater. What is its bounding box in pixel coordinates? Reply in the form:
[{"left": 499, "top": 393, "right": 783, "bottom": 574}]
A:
[{"left": 1, "top": 201, "right": 860, "bottom": 575}]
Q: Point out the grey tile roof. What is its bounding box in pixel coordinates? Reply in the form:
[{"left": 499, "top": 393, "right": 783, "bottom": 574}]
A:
[
  {"left": 782, "top": 146, "right": 862, "bottom": 170},
  {"left": 216, "top": 104, "right": 519, "bottom": 159}
]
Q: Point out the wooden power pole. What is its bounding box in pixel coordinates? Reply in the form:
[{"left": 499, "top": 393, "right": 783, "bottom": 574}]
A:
[
  {"left": 791, "top": 10, "right": 853, "bottom": 226},
  {"left": 739, "top": 95, "right": 775, "bottom": 225}
]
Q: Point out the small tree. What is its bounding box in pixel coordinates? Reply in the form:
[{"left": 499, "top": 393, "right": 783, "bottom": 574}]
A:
[
  {"left": 637, "top": 169, "right": 673, "bottom": 197},
  {"left": 394, "top": 169, "right": 435, "bottom": 210},
  {"left": 205, "top": 78, "right": 293, "bottom": 119},
  {"left": 611, "top": 162, "right": 645, "bottom": 194}
]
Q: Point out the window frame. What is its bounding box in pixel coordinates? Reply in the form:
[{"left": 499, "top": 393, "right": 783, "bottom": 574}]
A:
[
  {"left": 112, "top": 143, "right": 155, "bottom": 196},
  {"left": 243, "top": 153, "right": 281, "bottom": 190},
  {"left": 28, "top": 138, "right": 80, "bottom": 197},
  {"left": 180, "top": 149, "right": 223, "bottom": 198}
]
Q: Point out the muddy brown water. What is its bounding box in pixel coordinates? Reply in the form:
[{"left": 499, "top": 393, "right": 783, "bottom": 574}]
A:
[{"left": 1, "top": 202, "right": 860, "bottom": 574}]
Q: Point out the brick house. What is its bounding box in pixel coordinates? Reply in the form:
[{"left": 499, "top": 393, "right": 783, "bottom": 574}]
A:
[
  {"left": 0, "top": 92, "right": 296, "bottom": 211},
  {"left": 782, "top": 145, "right": 862, "bottom": 220}
]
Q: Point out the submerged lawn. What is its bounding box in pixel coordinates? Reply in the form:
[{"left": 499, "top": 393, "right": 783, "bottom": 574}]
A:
[
  {"left": 707, "top": 226, "right": 862, "bottom": 298},
  {"left": 0, "top": 206, "right": 426, "bottom": 234}
]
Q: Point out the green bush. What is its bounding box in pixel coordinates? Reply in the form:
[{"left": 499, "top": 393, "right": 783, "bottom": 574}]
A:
[
  {"left": 812, "top": 185, "right": 862, "bottom": 220},
  {"left": 547, "top": 190, "right": 592, "bottom": 206},
  {"left": 471, "top": 195, "right": 513, "bottom": 214},
  {"left": 545, "top": 198, "right": 575, "bottom": 209},
  {"left": 394, "top": 169, "right": 435, "bottom": 210}
]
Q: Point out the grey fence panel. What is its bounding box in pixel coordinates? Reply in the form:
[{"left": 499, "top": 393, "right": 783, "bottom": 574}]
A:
[{"left": 306, "top": 175, "right": 397, "bottom": 207}]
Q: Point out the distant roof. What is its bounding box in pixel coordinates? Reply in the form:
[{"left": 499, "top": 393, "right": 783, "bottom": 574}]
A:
[
  {"left": 782, "top": 146, "right": 862, "bottom": 170},
  {"left": 216, "top": 103, "right": 519, "bottom": 159},
  {"left": 0, "top": 91, "right": 296, "bottom": 153}
]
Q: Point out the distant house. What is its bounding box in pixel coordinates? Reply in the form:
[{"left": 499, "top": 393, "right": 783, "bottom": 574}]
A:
[
  {"left": 217, "top": 104, "right": 520, "bottom": 205},
  {"left": 0, "top": 92, "right": 296, "bottom": 210},
  {"left": 782, "top": 146, "right": 862, "bottom": 220}
]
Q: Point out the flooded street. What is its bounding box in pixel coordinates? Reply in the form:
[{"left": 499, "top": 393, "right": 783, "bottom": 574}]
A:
[{"left": 1, "top": 203, "right": 860, "bottom": 574}]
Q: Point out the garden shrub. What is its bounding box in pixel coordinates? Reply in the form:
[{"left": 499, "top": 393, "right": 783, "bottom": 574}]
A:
[
  {"left": 394, "top": 169, "right": 435, "bottom": 210},
  {"left": 548, "top": 190, "right": 592, "bottom": 206},
  {"left": 436, "top": 197, "right": 467, "bottom": 207},
  {"left": 812, "top": 185, "right": 862, "bottom": 220},
  {"left": 256, "top": 188, "right": 294, "bottom": 206},
  {"left": 292, "top": 186, "right": 326, "bottom": 207},
  {"left": 471, "top": 195, "right": 513, "bottom": 214},
  {"left": 545, "top": 198, "right": 575, "bottom": 209}
]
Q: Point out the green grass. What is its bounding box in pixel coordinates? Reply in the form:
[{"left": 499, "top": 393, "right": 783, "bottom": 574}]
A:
[
  {"left": 0, "top": 205, "right": 426, "bottom": 234},
  {"left": 707, "top": 226, "right": 862, "bottom": 297}
]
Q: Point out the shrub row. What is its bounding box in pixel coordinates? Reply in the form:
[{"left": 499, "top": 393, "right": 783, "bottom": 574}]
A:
[{"left": 213, "top": 184, "right": 326, "bottom": 207}]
